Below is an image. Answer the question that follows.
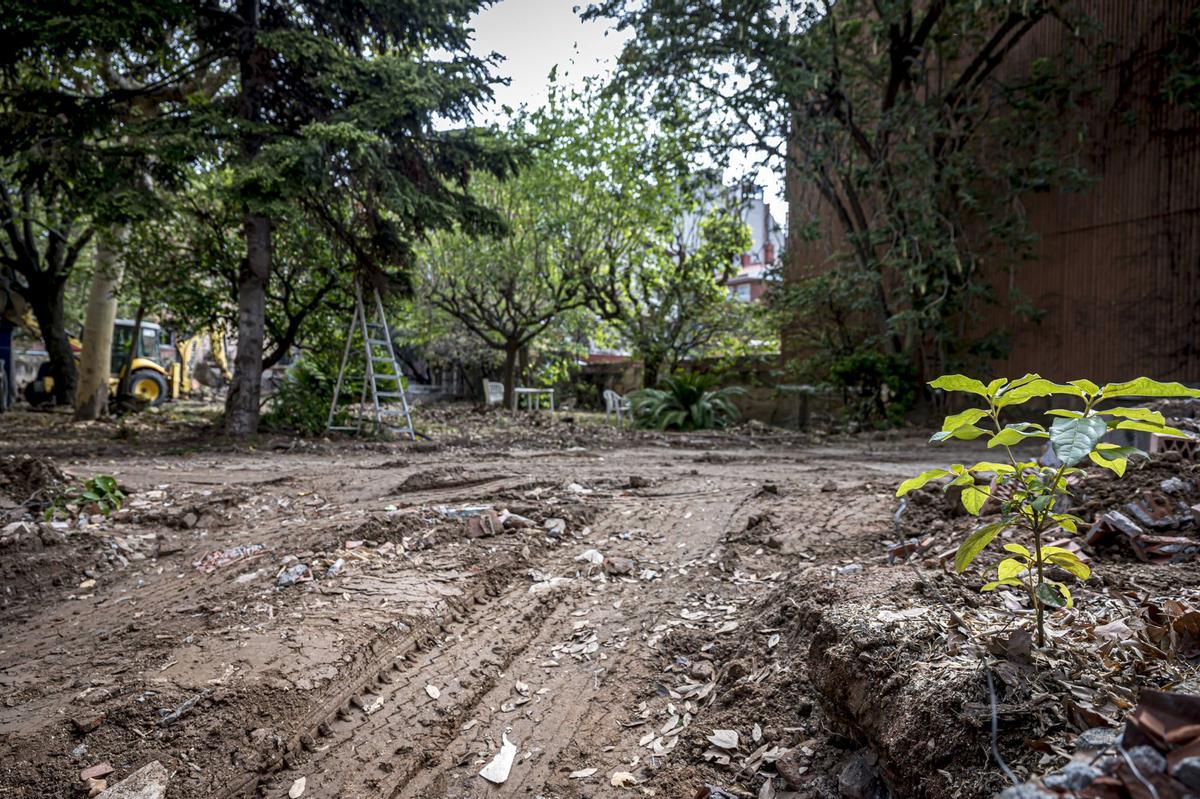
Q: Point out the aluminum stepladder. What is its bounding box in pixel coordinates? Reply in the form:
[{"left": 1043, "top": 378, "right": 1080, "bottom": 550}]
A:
[{"left": 326, "top": 279, "right": 416, "bottom": 439}]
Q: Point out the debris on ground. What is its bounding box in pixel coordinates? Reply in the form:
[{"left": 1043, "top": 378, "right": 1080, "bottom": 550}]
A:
[{"left": 479, "top": 733, "right": 518, "bottom": 784}]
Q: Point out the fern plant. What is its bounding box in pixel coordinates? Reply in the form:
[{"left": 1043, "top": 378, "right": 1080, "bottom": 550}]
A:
[
  {"left": 631, "top": 373, "right": 744, "bottom": 431},
  {"left": 899, "top": 374, "right": 1200, "bottom": 647}
]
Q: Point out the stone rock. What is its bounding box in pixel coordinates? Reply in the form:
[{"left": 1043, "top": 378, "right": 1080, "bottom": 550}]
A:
[
  {"left": 1074, "top": 726, "right": 1120, "bottom": 752},
  {"left": 838, "top": 751, "right": 888, "bottom": 799},
  {"left": 80, "top": 762, "right": 113, "bottom": 781},
  {"left": 998, "top": 785, "right": 1053, "bottom": 799},
  {"left": 277, "top": 563, "right": 310, "bottom": 587},
  {"left": 1126, "top": 745, "right": 1166, "bottom": 775},
  {"left": 602, "top": 556, "right": 636, "bottom": 576},
  {"left": 1173, "top": 756, "right": 1200, "bottom": 790},
  {"left": 775, "top": 747, "right": 809, "bottom": 789},
  {"left": 85, "top": 777, "right": 107, "bottom": 797},
  {"left": 95, "top": 760, "right": 169, "bottom": 799},
  {"left": 155, "top": 537, "right": 182, "bottom": 557},
  {"left": 1042, "top": 762, "right": 1101, "bottom": 791},
  {"left": 38, "top": 524, "right": 67, "bottom": 546},
  {"left": 72, "top": 712, "right": 105, "bottom": 734}
]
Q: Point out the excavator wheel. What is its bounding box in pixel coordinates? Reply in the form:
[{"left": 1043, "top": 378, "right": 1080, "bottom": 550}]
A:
[{"left": 126, "top": 369, "right": 168, "bottom": 406}]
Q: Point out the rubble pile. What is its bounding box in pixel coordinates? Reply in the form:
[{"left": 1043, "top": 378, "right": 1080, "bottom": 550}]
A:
[
  {"left": 0, "top": 453, "right": 70, "bottom": 514},
  {"left": 1002, "top": 690, "right": 1200, "bottom": 798},
  {"left": 1085, "top": 474, "right": 1200, "bottom": 563}
]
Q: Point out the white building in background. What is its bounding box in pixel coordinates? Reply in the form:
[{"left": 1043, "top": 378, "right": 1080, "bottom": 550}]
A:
[{"left": 679, "top": 183, "right": 786, "bottom": 303}]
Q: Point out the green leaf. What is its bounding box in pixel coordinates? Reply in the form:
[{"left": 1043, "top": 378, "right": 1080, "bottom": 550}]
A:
[
  {"left": 1097, "top": 407, "right": 1166, "bottom": 425},
  {"left": 1049, "top": 415, "right": 1108, "bottom": 466},
  {"left": 988, "top": 423, "right": 1049, "bottom": 448},
  {"left": 995, "top": 378, "right": 1081, "bottom": 408},
  {"left": 1069, "top": 379, "right": 1100, "bottom": 395},
  {"left": 968, "top": 461, "right": 1015, "bottom": 474},
  {"left": 1036, "top": 581, "right": 1073, "bottom": 609},
  {"left": 1045, "top": 409, "right": 1084, "bottom": 419},
  {"left": 1052, "top": 514, "right": 1078, "bottom": 533},
  {"left": 982, "top": 578, "right": 1024, "bottom": 591},
  {"left": 1093, "top": 443, "right": 1147, "bottom": 459},
  {"left": 1088, "top": 451, "right": 1126, "bottom": 476},
  {"left": 94, "top": 475, "right": 118, "bottom": 493},
  {"left": 928, "top": 374, "right": 989, "bottom": 397},
  {"left": 896, "top": 468, "right": 951, "bottom": 497},
  {"left": 940, "top": 408, "right": 991, "bottom": 432},
  {"left": 987, "top": 378, "right": 1007, "bottom": 395},
  {"left": 955, "top": 520, "right": 1008, "bottom": 572},
  {"left": 1003, "top": 543, "right": 1031, "bottom": 557},
  {"left": 1044, "top": 552, "right": 1091, "bottom": 580},
  {"left": 948, "top": 471, "right": 974, "bottom": 488},
  {"left": 1031, "top": 495, "right": 1055, "bottom": 513},
  {"left": 1100, "top": 378, "right": 1200, "bottom": 399},
  {"left": 961, "top": 484, "right": 990, "bottom": 516},
  {"left": 998, "top": 557, "right": 1028, "bottom": 580},
  {"left": 1114, "top": 420, "right": 1191, "bottom": 438},
  {"left": 930, "top": 425, "right": 989, "bottom": 442}
]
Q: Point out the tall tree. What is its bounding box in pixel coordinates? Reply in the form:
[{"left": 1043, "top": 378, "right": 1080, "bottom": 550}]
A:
[
  {"left": 0, "top": 0, "right": 214, "bottom": 406},
  {"left": 0, "top": 179, "right": 93, "bottom": 402},
  {"left": 420, "top": 169, "right": 593, "bottom": 408},
  {"left": 199, "top": 0, "right": 516, "bottom": 435},
  {"left": 590, "top": 208, "right": 751, "bottom": 388},
  {"left": 588, "top": 0, "right": 1094, "bottom": 379}
]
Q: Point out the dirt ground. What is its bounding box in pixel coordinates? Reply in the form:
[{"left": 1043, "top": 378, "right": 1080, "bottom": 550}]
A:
[{"left": 1, "top": 403, "right": 1198, "bottom": 799}]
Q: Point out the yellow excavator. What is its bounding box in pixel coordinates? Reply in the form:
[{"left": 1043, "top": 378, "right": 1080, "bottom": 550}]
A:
[{"left": 0, "top": 283, "right": 177, "bottom": 407}]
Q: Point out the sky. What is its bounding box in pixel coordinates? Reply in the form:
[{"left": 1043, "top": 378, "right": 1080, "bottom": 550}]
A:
[{"left": 467, "top": 0, "right": 787, "bottom": 217}]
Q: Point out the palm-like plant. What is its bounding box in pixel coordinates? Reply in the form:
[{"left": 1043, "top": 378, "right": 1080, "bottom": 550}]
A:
[{"left": 631, "top": 372, "right": 744, "bottom": 430}]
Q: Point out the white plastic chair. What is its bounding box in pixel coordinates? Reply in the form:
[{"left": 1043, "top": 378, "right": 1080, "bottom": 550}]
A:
[
  {"left": 603, "top": 388, "right": 632, "bottom": 427},
  {"left": 484, "top": 380, "right": 505, "bottom": 406}
]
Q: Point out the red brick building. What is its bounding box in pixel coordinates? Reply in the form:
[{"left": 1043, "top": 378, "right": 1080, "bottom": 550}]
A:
[{"left": 785, "top": 1, "right": 1200, "bottom": 383}]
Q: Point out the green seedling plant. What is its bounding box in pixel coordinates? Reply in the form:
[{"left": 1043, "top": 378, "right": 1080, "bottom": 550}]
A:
[
  {"left": 45, "top": 475, "right": 125, "bottom": 522},
  {"left": 898, "top": 375, "right": 1200, "bottom": 647}
]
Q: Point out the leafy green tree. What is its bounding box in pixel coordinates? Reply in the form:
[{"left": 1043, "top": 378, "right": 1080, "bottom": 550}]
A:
[
  {"left": 0, "top": 0, "right": 221, "bottom": 407},
  {"left": 588, "top": 0, "right": 1095, "bottom": 380},
  {"left": 189, "top": 0, "right": 517, "bottom": 435},
  {"left": 590, "top": 208, "right": 751, "bottom": 388},
  {"left": 420, "top": 166, "right": 593, "bottom": 408}
]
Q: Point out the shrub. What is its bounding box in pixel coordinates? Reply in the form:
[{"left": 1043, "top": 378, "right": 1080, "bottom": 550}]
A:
[
  {"left": 631, "top": 372, "right": 744, "bottom": 431},
  {"left": 827, "top": 350, "right": 917, "bottom": 427},
  {"left": 263, "top": 357, "right": 340, "bottom": 435},
  {"left": 898, "top": 374, "right": 1200, "bottom": 647}
]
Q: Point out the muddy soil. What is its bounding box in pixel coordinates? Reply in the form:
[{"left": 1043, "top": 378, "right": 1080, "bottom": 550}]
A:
[{"left": 0, "top": 406, "right": 1195, "bottom": 799}]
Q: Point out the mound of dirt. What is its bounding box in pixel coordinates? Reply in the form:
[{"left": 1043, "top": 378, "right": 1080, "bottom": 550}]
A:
[{"left": 0, "top": 454, "right": 69, "bottom": 510}]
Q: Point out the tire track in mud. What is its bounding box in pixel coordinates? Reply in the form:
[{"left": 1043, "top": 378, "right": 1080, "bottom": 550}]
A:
[
  {"left": 256, "top": 579, "right": 581, "bottom": 798},
  {"left": 246, "top": 467, "right": 767, "bottom": 798}
]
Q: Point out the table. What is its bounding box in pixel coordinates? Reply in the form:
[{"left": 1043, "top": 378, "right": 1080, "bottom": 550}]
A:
[{"left": 512, "top": 387, "right": 554, "bottom": 412}]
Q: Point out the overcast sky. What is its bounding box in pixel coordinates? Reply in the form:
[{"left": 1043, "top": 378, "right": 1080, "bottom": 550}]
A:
[{"left": 467, "top": 0, "right": 787, "bottom": 218}]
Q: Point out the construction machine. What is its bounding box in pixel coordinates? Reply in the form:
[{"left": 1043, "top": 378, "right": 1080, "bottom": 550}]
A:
[
  {"left": 0, "top": 279, "right": 177, "bottom": 408},
  {"left": 21, "top": 319, "right": 176, "bottom": 407}
]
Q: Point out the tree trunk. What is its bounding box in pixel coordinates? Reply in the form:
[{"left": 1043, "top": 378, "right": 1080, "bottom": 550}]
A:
[
  {"left": 642, "top": 353, "right": 665, "bottom": 389},
  {"left": 501, "top": 343, "right": 519, "bottom": 409},
  {"left": 224, "top": 214, "right": 271, "bottom": 435},
  {"left": 28, "top": 276, "right": 77, "bottom": 404},
  {"left": 74, "top": 229, "right": 125, "bottom": 420},
  {"left": 518, "top": 345, "right": 530, "bottom": 387}
]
